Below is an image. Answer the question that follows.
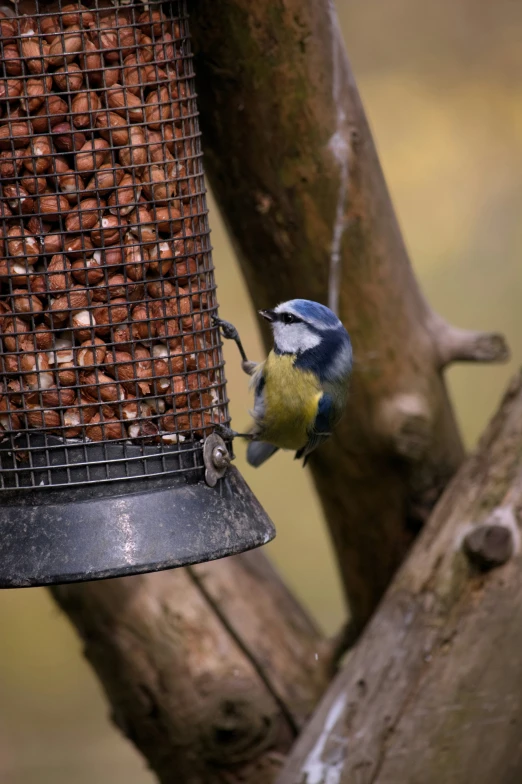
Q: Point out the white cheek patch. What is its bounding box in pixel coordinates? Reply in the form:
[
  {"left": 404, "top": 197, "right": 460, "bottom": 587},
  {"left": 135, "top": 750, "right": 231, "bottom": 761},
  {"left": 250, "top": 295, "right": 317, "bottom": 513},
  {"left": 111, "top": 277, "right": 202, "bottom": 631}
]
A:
[{"left": 273, "top": 322, "right": 321, "bottom": 354}]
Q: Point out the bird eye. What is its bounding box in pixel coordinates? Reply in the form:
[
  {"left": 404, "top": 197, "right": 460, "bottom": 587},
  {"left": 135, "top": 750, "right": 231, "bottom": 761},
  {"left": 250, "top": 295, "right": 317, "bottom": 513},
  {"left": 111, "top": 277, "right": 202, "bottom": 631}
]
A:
[{"left": 281, "top": 313, "right": 297, "bottom": 325}]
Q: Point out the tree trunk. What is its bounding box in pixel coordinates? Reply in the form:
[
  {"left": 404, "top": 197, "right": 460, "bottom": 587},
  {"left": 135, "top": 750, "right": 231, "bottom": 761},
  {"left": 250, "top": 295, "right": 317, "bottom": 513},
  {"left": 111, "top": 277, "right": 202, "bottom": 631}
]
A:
[
  {"left": 190, "top": 0, "right": 507, "bottom": 629},
  {"left": 277, "top": 372, "right": 522, "bottom": 784},
  {"left": 52, "top": 551, "right": 329, "bottom": 784}
]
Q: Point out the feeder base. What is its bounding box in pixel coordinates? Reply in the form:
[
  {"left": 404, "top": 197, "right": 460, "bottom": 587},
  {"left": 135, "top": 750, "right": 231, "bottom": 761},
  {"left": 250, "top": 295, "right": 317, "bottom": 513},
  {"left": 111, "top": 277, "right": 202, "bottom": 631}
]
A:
[{"left": 0, "top": 467, "right": 275, "bottom": 587}]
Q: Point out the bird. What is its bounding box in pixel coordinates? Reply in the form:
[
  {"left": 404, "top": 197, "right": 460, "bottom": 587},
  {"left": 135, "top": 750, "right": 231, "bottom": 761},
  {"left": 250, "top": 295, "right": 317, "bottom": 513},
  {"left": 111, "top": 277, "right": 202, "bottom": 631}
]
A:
[{"left": 213, "top": 299, "right": 352, "bottom": 467}]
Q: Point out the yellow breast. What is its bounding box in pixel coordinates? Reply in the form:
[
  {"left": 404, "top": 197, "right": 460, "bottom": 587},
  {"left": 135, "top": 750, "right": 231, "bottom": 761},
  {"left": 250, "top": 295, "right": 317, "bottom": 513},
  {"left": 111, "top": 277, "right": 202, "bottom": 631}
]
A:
[{"left": 258, "top": 352, "right": 321, "bottom": 450}]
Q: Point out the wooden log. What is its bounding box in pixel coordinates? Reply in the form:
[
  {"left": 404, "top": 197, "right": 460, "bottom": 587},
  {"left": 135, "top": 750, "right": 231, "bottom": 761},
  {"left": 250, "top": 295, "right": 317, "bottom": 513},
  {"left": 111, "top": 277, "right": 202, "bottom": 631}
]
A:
[
  {"left": 190, "top": 0, "right": 508, "bottom": 629},
  {"left": 52, "top": 551, "right": 330, "bottom": 784},
  {"left": 277, "top": 372, "right": 522, "bottom": 784}
]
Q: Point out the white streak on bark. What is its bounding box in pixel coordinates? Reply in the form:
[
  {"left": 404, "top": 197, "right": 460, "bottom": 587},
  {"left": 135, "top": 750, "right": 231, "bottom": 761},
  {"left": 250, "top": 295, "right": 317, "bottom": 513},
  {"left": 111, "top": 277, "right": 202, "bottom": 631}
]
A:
[
  {"left": 327, "top": 0, "right": 350, "bottom": 317},
  {"left": 301, "top": 692, "right": 347, "bottom": 784}
]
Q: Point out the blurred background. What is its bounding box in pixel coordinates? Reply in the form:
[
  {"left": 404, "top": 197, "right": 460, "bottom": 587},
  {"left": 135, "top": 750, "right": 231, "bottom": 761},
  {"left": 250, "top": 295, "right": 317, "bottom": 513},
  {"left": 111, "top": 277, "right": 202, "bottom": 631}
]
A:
[{"left": 1, "top": 0, "right": 521, "bottom": 781}]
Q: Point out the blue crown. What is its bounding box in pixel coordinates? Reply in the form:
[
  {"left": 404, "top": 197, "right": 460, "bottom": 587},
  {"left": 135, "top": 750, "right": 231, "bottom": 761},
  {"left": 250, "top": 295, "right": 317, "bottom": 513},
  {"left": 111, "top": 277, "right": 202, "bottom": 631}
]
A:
[{"left": 284, "top": 299, "right": 341, "bottom": 328}]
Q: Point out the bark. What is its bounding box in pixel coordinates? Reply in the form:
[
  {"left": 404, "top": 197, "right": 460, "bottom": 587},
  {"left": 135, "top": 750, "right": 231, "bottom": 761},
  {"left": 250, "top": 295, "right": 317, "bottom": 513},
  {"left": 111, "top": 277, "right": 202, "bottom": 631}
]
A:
[
  {"left": 277, "top": 372, "right": 522, "bottom": 784},
  {"left": 52, "top": 551, "right": 329, "bottom": 784},
  {"left": 190, "top": 0, "right": 507, "bottom": 629}
]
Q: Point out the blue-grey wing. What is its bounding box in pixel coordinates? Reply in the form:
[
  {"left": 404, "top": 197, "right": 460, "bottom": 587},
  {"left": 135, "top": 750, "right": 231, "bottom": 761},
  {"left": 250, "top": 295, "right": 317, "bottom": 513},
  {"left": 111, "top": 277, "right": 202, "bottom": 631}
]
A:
[
  {"left": 249, "top": 362, "right": 266, "bottom": 429},
  {"left": 295, "top": 393, "right": 334, "bottom": 463},
  {"left": 246, "top": 361, "right": 280, "bottom": 466},
  {"left": 247, "top": 440, "right": 279, "bottom": 467}
]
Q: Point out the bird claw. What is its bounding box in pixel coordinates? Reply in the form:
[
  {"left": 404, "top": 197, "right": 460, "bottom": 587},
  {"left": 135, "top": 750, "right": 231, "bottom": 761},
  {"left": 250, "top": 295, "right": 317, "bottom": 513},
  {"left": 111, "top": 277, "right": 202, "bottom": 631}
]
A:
[
  {"left": 212, "top": 316, "right": 240, "bottom": 342},
  {"left": 214, "top": 423, "right": 254, "bottom": 441},
  {"left": 214, "top": 423, "right": 235, "bottom": 440},
  {"left": 212, "top": 315, "right": 251, "bottom": 366}
]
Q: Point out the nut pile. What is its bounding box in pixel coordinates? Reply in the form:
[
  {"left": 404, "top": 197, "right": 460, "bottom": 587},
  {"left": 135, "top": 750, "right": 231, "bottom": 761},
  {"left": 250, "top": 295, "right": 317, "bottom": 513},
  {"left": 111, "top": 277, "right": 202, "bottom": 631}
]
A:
[{"left": 0, "top": 2, "right": 225, "bottom": 445}]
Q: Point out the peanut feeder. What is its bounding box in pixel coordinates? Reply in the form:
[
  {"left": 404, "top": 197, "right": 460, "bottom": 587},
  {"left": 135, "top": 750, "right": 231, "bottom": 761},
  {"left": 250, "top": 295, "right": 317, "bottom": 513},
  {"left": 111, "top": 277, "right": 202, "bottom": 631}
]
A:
[{"left": 0, "top": 0, "right": 274, "bottom": 586}]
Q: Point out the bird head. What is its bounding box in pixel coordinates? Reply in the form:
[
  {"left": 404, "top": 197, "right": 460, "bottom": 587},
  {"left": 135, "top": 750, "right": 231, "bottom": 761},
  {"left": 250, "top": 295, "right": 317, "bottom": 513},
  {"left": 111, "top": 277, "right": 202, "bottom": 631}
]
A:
[{"left": 259, "top": 299, "right": 350, "bottom": 360}]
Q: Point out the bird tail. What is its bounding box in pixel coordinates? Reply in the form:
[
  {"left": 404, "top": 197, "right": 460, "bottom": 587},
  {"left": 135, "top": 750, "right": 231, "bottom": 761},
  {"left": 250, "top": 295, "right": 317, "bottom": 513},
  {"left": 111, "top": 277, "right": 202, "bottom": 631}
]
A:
[{"left": 246, "top": 441, "right": 279, "bottom": 467}]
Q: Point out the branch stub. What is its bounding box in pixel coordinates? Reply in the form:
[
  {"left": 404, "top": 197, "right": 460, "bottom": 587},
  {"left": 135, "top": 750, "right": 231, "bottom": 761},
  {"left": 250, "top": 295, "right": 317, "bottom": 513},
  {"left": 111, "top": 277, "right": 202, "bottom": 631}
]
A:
[{"left": 463, "top": 523, "right": 514, "bottom": 570}]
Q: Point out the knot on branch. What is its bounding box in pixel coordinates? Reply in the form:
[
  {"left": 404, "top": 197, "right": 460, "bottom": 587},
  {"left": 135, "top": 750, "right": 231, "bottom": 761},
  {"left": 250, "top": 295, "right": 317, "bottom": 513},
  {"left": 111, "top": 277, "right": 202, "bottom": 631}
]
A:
[
  {"left": 462, "top": 507, "right": 520, "bottom": 571},
  {"left": 199, "top": 679, "right": 279, "bottom": 766},
  {"left": 431, "top": 316, "right": 510, "bottom": 368},
  {"left": 377, "top": 394, "right": 432, "bottom": 461}
]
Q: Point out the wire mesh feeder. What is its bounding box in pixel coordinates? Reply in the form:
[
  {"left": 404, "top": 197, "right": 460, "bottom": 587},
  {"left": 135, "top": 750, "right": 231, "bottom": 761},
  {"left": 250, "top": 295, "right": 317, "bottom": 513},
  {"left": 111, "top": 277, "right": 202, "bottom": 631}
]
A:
[{"left": 0, "top": 0, "right": 275, "bottom": 586}]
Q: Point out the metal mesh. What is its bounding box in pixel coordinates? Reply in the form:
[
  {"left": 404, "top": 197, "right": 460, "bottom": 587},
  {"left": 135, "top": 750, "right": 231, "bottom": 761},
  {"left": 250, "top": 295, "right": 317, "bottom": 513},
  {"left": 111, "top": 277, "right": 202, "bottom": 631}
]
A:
[{"left": 0, "top": 0, "right": 230, "bottom": 489}]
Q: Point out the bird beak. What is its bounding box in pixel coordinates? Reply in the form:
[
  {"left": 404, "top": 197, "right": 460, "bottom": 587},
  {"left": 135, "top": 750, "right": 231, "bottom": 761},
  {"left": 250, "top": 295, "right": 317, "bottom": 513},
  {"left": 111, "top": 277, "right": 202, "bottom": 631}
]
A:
[{"left": 259, "top": 309, "right": 275, "bottom": 322}]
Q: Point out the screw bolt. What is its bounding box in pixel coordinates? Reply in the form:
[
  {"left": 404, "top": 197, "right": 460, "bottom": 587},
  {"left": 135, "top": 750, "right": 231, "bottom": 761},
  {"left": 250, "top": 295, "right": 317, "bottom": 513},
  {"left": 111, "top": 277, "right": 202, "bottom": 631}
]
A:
[{"left": 212, "top": 446, "right": 230, "bottom": 470}]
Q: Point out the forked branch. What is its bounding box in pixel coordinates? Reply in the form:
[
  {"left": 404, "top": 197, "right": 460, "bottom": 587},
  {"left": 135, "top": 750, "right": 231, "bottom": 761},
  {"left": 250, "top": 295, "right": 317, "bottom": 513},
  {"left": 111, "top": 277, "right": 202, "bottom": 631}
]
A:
[{"left": 191, "top": 0, "right": 509, "bottom": 628}]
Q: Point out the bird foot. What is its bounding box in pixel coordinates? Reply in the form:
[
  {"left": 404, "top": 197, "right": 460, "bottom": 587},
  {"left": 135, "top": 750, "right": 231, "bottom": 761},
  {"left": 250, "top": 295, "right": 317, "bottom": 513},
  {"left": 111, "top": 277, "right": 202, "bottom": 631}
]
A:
[
  {"left": 214, "top": 424, "right": 254, "bottom": 441},
  {"left": 212, "top": 315, "right": 251, "bottom": 366},
  {"left": 212, "top": 316, "right": 240, "bottom": 342}
]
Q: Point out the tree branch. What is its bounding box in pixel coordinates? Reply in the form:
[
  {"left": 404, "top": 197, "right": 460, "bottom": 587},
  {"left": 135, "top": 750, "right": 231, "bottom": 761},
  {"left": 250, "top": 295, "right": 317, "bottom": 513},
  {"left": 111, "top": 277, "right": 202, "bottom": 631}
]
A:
[
  {"left": 52, "top": 551, "right": 330, "bottom": 784},
  {"left": 431, "top": 315, "right": 510, "bottom": 367},
  {"left": 191, "top": 0, "right": 509, "bottom": 628},
  {"left": 277, "top": 372, "right": 522, "bottom": 784}
]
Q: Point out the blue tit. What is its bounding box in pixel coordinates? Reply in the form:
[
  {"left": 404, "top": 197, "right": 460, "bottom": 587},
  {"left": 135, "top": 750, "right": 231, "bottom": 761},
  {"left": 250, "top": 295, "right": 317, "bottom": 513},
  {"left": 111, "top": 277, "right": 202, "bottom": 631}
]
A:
[{"left": 214, "top": 299, "right": 352, "bottom": 467}]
